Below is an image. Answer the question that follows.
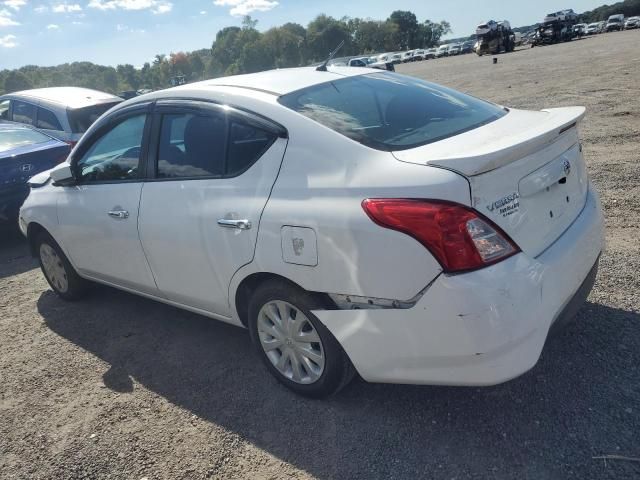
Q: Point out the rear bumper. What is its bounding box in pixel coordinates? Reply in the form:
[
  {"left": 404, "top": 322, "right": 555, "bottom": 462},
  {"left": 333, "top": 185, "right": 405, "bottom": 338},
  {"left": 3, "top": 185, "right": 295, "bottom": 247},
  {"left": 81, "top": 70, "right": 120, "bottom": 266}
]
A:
[{"left": 314, "top": 184, "right": 604, "bottom": 385}]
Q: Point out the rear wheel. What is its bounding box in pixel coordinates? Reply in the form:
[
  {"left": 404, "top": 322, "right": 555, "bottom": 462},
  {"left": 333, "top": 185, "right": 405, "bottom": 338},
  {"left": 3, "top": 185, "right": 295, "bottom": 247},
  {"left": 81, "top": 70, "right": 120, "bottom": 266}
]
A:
[
  {"left": 36, "top": 232, "right": 88, "bottom": 301},
  {"left": 248, "top": 280, "right": 355, "bottom": 398}
]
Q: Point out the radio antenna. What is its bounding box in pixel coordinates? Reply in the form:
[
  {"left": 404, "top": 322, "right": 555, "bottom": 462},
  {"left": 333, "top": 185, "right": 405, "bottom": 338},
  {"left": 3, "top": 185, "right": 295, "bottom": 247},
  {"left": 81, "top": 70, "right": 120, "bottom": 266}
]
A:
[{"left": 316, "top": 40, "right": 345, "bottom": 71}]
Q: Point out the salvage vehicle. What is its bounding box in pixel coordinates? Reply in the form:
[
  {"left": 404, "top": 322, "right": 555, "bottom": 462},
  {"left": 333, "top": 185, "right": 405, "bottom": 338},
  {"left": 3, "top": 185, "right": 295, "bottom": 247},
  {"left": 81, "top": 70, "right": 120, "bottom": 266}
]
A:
[
  {"left": 334, "top": 57, "right": 395, "bottom": 72},
  {"left": 424, "top": 48, "right": 437, "bottom": 59},
  {"left": 20, "top": 67, "right": 604, "bottom": 398},
  {"left": 624, "top": 16, "right": 640, "bottom": 29},
  {"left": 0, "top": 87, "right": 122, "bottom": 146},
  {"left": 606, "top": 14, "right": 625, "bottom": 32},
  {"left": 476, "top": 20, "right": 515, "bottom": 55},
  {"left": 532, "top": 9, "right": 578, "bottom": 46},
  {"left": 436, "top": 45, "right": 449, "bottom": 57},
  {"left": 0, "top": 124, "right": 70, "bottom": 224},
  {"left": 586, "top": 22, "right": 602, "bottom": 34}
]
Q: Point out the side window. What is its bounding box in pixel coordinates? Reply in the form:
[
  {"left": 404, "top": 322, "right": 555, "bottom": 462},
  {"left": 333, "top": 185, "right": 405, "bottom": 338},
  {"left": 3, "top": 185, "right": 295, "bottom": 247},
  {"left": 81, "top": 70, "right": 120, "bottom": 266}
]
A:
[
  {"left": 12, "top": 100, "right": 36, "bottom": 125},
  {"left": 0, "top": 99, "right": 10, "bottom": 120},
  {"left": 76, "top": 114, "right": 147, "bottom": 183},
  {"left": 156, "top": 111, "right": 226, "bottom": 178},
  {"left": 36, "top": 107, "right": 63, "bottom": 131},
  {"left": 227, "top": 120, "right": 276, "bottom": 176}
]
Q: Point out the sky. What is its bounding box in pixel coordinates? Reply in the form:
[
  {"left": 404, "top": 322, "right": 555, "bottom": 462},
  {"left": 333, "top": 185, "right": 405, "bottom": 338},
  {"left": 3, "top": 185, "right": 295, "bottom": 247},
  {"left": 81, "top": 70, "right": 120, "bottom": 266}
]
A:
[{"left": 1, "top": 0, "right": 608, "bottom": 69}]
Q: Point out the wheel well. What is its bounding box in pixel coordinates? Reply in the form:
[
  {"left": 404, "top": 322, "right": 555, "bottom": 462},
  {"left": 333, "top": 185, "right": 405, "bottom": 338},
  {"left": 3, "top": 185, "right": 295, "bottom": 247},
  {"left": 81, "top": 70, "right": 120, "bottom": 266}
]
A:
[
  {"left": 26, "top": 223, "right": 47, "bottom": 257},
  {"left": 234, "top": 272, "right": 335, "bottom": 327}
]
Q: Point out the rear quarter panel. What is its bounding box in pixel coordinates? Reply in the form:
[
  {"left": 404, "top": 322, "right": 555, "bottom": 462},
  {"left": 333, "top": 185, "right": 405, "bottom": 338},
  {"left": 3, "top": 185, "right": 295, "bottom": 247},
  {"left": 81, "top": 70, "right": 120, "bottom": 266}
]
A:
[{"left": 229, "top": 102, "right": 473, "bottom": 304}]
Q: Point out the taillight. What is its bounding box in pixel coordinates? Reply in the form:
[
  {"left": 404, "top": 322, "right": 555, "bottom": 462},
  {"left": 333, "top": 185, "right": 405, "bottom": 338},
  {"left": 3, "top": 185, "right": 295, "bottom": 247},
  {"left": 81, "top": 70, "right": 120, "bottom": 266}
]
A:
[{"left": 361, "top": 199, "right": 519, "bottom": 273}]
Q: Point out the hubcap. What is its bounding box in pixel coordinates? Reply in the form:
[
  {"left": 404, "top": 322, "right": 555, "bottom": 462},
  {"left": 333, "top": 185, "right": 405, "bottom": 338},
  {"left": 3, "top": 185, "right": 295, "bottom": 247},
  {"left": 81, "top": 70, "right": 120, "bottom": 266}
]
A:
[
  {"left": 257, "top": 300, "right": 325, "bottom": 384},
  {"left": 40, "top": 244, "right": 69, "bottom": 293}
]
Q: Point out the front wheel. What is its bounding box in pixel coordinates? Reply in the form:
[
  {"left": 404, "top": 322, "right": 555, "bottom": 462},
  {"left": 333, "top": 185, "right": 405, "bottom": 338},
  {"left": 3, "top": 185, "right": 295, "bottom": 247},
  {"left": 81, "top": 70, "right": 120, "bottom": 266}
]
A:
[
  {"left": 248, "top": 281, "right": 355, "bottom": 398},
  {"left": 36, "top": 232, "right": 88, "bottom": 301}
]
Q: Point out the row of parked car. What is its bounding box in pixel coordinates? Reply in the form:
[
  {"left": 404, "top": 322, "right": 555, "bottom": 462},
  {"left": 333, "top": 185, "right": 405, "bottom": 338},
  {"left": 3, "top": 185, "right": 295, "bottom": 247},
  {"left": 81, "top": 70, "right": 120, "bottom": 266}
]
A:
[
  {"left": 0, "top": 87, "right": 123, "bottom": 224},
  {"left": 572, "top": 15, "right": 640, "bottom": 36},
  {"left": 340, "top": 40, "right": 477, "bottom": 70}
]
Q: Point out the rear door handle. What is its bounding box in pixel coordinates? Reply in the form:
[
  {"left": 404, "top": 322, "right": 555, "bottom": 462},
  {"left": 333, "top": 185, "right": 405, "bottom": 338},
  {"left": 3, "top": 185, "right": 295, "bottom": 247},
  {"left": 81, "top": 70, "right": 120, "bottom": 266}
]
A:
[
  {"left": 108, "top": 210, "right": 130, "bottom": 220},
  {"left": 217, "top": 219, "right": 252, "bottom": 230}
]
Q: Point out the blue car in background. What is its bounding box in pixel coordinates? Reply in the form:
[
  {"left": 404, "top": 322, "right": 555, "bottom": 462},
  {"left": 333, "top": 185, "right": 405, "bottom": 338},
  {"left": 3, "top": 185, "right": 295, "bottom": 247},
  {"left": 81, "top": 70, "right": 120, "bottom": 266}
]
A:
[{"left": 0, "top": 124, "right": 70, "bottom": 225}]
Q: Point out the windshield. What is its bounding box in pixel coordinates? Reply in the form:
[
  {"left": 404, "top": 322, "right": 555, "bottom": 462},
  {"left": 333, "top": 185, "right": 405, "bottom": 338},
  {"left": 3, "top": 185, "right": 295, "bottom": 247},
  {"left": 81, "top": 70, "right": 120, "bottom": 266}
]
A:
[
  {"left": 0, "top": 127, "right": 51, "bottom": 153},
  {"left": 279, "top": 72, "right": 507, "bottom": 152},
  {"left": 67, "top": 101, "right": 121, "bottom": 133}
]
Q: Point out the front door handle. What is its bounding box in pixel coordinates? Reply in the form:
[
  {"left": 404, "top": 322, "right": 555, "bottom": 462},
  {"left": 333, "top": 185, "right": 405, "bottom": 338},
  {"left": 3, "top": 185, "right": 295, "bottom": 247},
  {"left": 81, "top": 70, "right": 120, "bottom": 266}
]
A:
[
  {"left": 217, "top": 218, "right": 252, "bottom": 230},
  {"left": 108, "top": 210, "right": 130, "bottom": 220}
]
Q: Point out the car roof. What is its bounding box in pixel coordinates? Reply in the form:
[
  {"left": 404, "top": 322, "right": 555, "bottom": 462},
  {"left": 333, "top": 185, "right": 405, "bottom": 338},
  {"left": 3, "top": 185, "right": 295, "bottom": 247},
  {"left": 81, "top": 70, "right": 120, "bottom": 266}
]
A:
[
  {"left": 170, "top": 66, "right": 376, "bottom": 97},
  {"left": 5, "top": 87, "right": 122, "bottom": 109}
]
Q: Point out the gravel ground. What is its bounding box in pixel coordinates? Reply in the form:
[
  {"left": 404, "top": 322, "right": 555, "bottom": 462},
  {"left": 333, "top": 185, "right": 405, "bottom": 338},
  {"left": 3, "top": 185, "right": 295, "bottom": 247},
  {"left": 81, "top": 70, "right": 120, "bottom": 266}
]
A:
[{"left": 1, "top": 30, "right": 639, "bottom": 480}]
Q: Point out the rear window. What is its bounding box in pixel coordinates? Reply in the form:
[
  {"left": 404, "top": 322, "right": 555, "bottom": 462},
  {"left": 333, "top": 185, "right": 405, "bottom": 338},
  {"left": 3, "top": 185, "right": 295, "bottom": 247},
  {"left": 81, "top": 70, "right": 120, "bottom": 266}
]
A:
[
  {"left": 0, "top": 127, "right": 51, "bottom": 153},
  {"left": 279, "top": 72, "right": 507, "bottom": 151},
  {"left": 36, "top": 107, "right": 63, "bottom": 131},
  {"left": 68, "top": 101, "right": 121, "bottom": 133}
]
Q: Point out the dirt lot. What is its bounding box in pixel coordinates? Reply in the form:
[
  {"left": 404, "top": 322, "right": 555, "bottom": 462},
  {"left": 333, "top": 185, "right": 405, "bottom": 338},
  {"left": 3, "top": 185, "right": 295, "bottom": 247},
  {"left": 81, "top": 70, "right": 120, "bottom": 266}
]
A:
[{"left": 1, "top": 30, "right": 639, "bottom": 480}]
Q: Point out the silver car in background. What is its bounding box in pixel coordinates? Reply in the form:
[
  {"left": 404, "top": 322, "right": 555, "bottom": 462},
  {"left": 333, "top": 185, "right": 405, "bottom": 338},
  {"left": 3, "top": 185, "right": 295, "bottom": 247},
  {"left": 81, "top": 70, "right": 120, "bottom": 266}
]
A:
[{"left": 0, "top": 87, "right": 122, "bottom": 145}]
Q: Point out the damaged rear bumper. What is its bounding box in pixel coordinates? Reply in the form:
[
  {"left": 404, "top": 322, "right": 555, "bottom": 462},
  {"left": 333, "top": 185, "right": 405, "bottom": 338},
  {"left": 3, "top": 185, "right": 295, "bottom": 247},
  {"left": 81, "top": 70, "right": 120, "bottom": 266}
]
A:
[{"left": 313, "top": 184, "right": 604, "bottom": 386}]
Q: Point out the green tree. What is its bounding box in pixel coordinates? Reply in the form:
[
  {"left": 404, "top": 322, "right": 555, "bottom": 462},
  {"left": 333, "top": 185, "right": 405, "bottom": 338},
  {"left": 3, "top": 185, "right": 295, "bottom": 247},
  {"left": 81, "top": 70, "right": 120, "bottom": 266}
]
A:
[
  {"left": 388, "top": 10, "right": 419, "bottom": 48},
  {"left": 4, "top": 71, "right": 32, "bottom": 93},
  {"left": 116, "top": 64, "right": 140, "bottom": 90},
  {"left": 102, "top": 68, "right": 119, "bottom": 93},
  {"left": 306, "top": 14, "right": 353, "bottom": 62}
]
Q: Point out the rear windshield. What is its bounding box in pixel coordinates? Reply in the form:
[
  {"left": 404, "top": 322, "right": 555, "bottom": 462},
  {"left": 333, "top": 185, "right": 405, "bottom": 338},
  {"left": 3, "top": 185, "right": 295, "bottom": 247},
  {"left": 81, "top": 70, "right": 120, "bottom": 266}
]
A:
[
  {"left": 67, "top": 101, "right": 121, "bottom": 133},
  {"left": 0, "top": 128, "right": 51, "bottom": 153},
  {"left": 279, "top": 72, "right": 507, "bottom": 151}
]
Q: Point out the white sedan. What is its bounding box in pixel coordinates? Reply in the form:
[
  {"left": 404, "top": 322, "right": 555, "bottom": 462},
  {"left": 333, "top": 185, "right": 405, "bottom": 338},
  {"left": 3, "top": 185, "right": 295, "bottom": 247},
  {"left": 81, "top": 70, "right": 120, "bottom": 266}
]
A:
[{"left": 20, "top": 67, "right": 604, "bottom": 398}]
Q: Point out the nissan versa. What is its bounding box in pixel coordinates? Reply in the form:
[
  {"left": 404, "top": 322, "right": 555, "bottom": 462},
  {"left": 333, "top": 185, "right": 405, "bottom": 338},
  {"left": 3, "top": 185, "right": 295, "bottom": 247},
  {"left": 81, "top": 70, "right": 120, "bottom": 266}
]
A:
[{"left": 19, "top": 67, "right": 604, "bottom": 398}]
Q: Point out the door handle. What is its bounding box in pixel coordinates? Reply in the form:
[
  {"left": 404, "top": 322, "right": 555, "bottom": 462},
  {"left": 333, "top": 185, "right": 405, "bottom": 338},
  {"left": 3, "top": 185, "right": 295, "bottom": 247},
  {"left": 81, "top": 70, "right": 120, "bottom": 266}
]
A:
[
  {"left": 217, "top": 218, "right": 252, "bottom": 230},
  {"left": 108, "top": 210, "right": 130, "bottom": 220}
]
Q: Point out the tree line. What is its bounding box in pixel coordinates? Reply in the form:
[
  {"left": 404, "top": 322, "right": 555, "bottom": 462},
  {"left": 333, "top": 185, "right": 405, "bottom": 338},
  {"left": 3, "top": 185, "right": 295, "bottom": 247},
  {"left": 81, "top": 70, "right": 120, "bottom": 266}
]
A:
[
  {"left": 0, "top": 11, "right": 450, "bottom": 96},
  {"left": 578, "top": 0, "right": 640, "bottom": 23}
]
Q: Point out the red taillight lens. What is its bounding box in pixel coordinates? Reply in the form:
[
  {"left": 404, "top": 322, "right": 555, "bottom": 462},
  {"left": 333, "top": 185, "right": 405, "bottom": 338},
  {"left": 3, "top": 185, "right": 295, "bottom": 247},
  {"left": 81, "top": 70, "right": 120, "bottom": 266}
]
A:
[{"left": 362, "top": 199, "right": 520, "bottom": 273}]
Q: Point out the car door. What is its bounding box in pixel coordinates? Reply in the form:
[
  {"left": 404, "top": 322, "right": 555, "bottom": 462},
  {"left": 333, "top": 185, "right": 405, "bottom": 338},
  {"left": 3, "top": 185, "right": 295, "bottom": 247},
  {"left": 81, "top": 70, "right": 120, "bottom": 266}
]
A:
[
  {"left": 138, "top": 100, "right": 288, "bottom": 316},
  {"left": 56, "top": 104, "right": 159, "bottom": 295}
]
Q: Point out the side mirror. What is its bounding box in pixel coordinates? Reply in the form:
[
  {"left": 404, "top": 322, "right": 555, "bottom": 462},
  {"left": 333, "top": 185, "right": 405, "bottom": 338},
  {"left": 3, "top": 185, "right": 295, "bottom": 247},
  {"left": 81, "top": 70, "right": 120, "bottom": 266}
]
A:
[{"left": 50, "top": 162, "right": 76, "bottom": 186}]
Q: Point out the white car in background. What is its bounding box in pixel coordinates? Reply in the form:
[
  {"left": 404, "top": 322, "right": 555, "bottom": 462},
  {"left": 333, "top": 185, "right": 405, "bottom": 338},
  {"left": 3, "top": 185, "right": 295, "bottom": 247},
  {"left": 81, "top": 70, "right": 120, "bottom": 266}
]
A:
[
  {"left": 586, "top": 22, "right": 601, "bottom": 34},
  {"left": 0, "top": 87, "right": 122, "bottom": 145},
  {"left": 436, "top": 45, "right": 449, "bottom": 57},
  {"left": 20, "top": 67, "right": 604, "bottom": 398},
  {"left": 624, "top": 16, "right": 640, "bottom": 29}
]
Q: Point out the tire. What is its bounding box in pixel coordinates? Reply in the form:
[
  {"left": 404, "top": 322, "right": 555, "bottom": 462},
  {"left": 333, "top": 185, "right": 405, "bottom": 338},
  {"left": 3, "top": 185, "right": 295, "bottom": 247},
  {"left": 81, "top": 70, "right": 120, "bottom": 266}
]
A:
[
  {"left": 248, "top": 280, "right": 355, "bottom": 398},
  {"left": 36, "top": 231, "right": 89, "bottom": 301}
]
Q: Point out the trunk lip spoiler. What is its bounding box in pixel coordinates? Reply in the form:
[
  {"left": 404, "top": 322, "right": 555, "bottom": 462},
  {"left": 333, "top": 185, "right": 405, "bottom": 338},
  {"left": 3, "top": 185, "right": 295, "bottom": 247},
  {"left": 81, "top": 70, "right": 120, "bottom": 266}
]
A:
[{"left": 392, "top": 106, "right": 587, "bottom": 177}]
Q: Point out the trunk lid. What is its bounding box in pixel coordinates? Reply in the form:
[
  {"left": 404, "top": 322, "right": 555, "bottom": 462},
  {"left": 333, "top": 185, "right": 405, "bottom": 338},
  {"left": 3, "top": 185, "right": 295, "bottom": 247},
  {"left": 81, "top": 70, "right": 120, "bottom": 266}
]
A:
[
  {"left": 0, "top": 142, "right": 70, "bottom": 189},
  {"left": 393, "top": 107, "right": 589, "bottom": 257}
]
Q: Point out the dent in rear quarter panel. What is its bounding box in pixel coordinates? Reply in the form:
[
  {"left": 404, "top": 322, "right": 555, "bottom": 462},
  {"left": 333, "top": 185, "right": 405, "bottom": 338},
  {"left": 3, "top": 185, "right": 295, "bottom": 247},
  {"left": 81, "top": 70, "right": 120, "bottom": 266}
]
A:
[{"left": 238, "top": 113, "right": 473, "bottom": 302}]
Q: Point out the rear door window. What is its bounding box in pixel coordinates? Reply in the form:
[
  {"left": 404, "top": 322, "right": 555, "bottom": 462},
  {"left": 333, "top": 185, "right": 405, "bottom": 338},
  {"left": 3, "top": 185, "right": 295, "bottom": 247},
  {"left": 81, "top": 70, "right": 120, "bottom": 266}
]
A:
[
  {"left": 12, "top": 100, "right": 37, "bottom": 126},
  {"left": 68, "top": 101, "right": 121, "bottom": 133},
  {"left": 156, "top": 112, "right": 227, "bottom": 178},
  {"left": 227, "top": 121, "right": 276, "bottom": 176},
  {"left": 36, "top": 107, "right": 63, "bottom": 131},
  {"left": 155, "top": 110, "right": 276, "bottom": 179}
]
